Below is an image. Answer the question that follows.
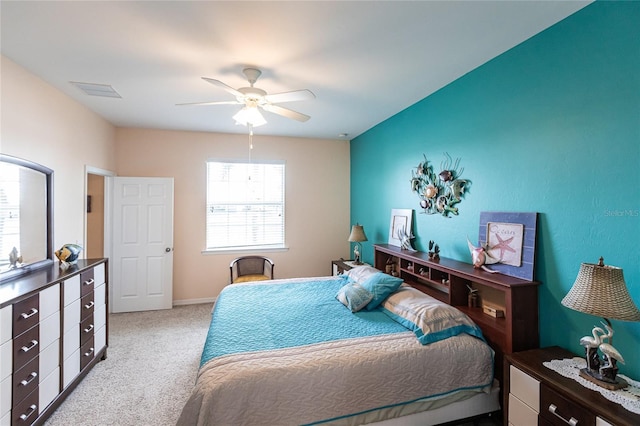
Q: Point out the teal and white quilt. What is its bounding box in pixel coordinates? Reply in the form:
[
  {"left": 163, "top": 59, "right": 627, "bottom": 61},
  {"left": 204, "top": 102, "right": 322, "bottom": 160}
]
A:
[{"left": 179, "top": 276, "right": 493, "bottom": 426}]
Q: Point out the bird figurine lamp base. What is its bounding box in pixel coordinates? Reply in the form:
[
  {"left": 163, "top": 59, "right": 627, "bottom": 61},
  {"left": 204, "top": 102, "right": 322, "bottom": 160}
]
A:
[
  {"left": 579, "top": 367, "right": 628, "bottom": 390},
  {"left": 353, "top": 242, "right": 363, "bottom": 265},
  {"left": 579, "top": 322, "right": 628, "bottom": 390}
]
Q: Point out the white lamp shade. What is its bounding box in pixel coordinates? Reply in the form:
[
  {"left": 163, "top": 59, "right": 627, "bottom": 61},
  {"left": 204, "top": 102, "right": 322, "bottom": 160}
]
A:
[{"left": 233, "top": 106, "right": 267, "bottom": 127}]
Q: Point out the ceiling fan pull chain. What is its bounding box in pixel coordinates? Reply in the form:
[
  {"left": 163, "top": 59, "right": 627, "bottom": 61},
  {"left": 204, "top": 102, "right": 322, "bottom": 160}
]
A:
[{"left": 248, "top": 125, "right": 254, "bottom": 166}]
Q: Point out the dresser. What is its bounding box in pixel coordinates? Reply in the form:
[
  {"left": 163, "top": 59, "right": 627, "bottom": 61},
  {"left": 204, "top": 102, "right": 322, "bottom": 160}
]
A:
[
  {"left": 0, "top": 259, "right": 108, "bottom": 425},
  {"left": 505, "top": 346, "right": 640, "bottom": 426}
]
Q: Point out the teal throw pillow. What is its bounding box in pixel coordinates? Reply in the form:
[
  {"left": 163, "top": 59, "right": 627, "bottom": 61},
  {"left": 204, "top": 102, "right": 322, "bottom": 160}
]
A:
[{"left": 359, "top": 272, "right": 404, "bottom": 310}]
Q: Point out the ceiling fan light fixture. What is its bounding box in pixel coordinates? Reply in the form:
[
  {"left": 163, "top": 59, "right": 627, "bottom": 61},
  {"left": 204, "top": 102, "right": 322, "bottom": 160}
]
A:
[{"left": 233, "top": 105, "right": 267, "bottom": 127}]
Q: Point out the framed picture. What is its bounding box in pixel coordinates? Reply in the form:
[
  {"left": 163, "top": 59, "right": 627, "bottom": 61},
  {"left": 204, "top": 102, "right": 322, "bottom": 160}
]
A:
[
  {"left": 388, "top": 209, "right": 413, "bottom": 247},
  {"left": 479, "top": 212, "right": 537, "bottom": 280}
]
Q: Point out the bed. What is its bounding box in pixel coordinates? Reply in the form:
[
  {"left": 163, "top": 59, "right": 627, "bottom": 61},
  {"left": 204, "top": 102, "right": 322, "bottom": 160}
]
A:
[{"left": 178, "top": 266, "right": 499, "bottom": 426}]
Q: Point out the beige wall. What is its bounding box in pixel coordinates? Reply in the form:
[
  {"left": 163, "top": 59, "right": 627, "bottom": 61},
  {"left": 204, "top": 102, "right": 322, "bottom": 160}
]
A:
[
  {"left": 115, "top": 128, "right": 351, "bottom": 302},
  {"left": 1, "top": 56, "right": 116, "bottom": 251}
]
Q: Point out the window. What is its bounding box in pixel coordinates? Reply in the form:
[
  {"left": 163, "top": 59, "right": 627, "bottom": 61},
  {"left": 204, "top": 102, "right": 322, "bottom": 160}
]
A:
[{"left": 206, "top": 160, "right": 285, "bottom": 251}]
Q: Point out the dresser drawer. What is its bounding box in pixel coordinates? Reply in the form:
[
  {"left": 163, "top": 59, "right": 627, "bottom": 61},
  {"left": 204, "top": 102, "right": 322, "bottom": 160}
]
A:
[
  {"left": 95, "top": 302, "right": 106, "bottom": 332},
  {"left": 0, "top": 306, "right": 11, "bottom": 345},
  {"left": 40, "top": 338, "right": 59, "bottom": 382},
  {"left": 510, "top": 365, "right": 540, "bottom": 411},
  {"left": 12, "top": 388, "right": 38, "bottom": 425},
  {"left": 63, "top": 275, "right": 81, "bottom": 307},
  {"left": 95, "top": 324, "right": 106, "bottom": 353},
  {"left": 80, "top": 337, "right": 95, "bottom": 371},
  {"left": 62, "top": 349, "right": 80, "bottom": 389},
  {"left": 63, "top": 299, "right": 81, "bottom": 335},
  {"left": 63, "top": 323, "right": 79, "bottom": 363},
  {"left": 13, "top": 294, "right": 39, "bottom": 337},
  {"left": 0, "top": 374, "right": 10, "bottom": 420},
  {"left": 94, "top": 283, "right": 107, "bottom": 342},
  {"left": 39, "top": 284, "right": 59, "bottom": 320},
  {"left": 39, "top": 310, "right": 60, "bottom": 350},
  {"left": 12, "top": 355, "right": 39, "bottom": 408},
  {"left": 80, "top": 269, "right": 95, "bottom": 297},
  {"left": 94, "top": 263, "right": 106, "bottom": 286},
  {"left": 80, "top": 315, "right": 94, "bottom": 346},
  {"left": 81, "top": 292, "right": 95, "bottom": 320},
  {"left": 0, "top": 340, "right": 11, "bottom": 382},
  {"left": 39, "top": 367, "right": 59, "bottom": 414},
  {"left": 540, "top": 383, "right": 595, "bottom": 426},
  {"left": 509, "top": 393, "right": 538, "bottom": 426},
  {"left": 13, "top": 326, "right": 39, "bottom": 370}
]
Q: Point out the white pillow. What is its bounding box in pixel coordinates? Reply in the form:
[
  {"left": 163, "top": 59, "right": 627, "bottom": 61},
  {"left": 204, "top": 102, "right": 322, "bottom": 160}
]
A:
[
  {"left": 381, "top": 285, "right": 484, "bottom": 345},
  {"left": 336, "top": 282, "right": 374, "bottom": 312},
  {"left": 344, "top": 265, "right": 379, "bottom": 283}
]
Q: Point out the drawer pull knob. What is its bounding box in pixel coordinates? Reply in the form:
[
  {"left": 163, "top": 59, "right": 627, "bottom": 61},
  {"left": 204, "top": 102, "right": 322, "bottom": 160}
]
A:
[
  {"left": 549, "top": 404, "right": 579, "bottom": 426},
  {"left": 20, "top": 339, "right": 39, "bottom": 352},
  {"left": 19, "top": 404, "right": 37, "bottom": 421},
  {"left": 84, "top": 324, "right": 94, "bottom": 333},
  {"left": 20, "top": 372, "right": 38, "bottom": 386},
  {"left": 20, "top": 308, "right": 38, "bottom": 319},
  {"left": 84, "top": 347, "right": 95, "bottom": 357},
  {"left": 84, "top": 301, "right": 95, "bottom": 309},
  {"left": 83, "top": 278, "right": 95, "bottom": 286}
]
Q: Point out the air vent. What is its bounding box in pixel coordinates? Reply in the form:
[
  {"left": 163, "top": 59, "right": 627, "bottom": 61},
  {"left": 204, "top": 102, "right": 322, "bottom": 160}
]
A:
[{"left": 70, "top": 82, "right": 121, "bottom": 98}]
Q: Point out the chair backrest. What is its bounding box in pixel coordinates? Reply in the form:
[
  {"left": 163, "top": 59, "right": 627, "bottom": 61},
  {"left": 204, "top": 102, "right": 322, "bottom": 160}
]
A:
[{"left": 230, "top": 256, "right": 275, "bottom": 283}]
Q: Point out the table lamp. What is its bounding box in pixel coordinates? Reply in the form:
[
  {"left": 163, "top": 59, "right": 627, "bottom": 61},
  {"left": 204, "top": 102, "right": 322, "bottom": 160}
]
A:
[
  {"left": 348, "top": 224, "right": 368, "bottom": 265},
  {"left": 561, "top": 257, "right": 640, "bottom": 390}
]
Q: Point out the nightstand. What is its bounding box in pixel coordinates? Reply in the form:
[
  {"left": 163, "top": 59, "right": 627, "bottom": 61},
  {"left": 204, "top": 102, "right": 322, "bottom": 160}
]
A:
[
  {"left": 331, "top": 259, "right": 369, "bottom": 276},
  {"left": 505, "top": 346, "right": 640, "bottom": 426}
]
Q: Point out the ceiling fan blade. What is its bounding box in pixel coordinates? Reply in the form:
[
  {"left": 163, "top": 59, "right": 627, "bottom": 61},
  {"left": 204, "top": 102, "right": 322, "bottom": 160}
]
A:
[
  {"left": 176, "top": 100, "right": 241, "bottom": 106},
  {"left": 265, "top": 89, "right": 315, "bottom": 104},
  {"left": 202, "top": 77, "right": 243, "bottom": 98},
  {"left": 262, "top": 104, "right": 310, "bottom": 122}
]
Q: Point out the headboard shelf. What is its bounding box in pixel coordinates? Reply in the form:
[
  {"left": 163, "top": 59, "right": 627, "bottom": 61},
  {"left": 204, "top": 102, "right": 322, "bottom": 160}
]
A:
[{"left": 374, "top": 243, "right": 540, "bottom": 385}]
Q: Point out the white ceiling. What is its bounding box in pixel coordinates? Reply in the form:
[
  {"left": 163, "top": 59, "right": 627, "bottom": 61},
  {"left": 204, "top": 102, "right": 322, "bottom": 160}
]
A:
[{"left": 1, "top": 1, "right": 591, "bottom": 140}]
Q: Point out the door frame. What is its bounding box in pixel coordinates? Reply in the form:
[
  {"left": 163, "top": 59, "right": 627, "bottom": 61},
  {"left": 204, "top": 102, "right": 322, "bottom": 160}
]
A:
[{"left": 84, "top": 165, "right": 115, "bottom": 312}]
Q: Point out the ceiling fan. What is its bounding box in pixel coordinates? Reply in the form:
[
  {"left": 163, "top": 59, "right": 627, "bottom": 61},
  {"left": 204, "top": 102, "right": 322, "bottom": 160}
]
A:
[{"left": 178, "top": 67, "right": 315, "bottom": 126}]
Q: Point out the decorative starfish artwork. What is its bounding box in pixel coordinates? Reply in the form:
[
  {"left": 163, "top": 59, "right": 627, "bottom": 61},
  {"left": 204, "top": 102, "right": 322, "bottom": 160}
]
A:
[
  {"left": 485, "top": 222, "right": 524, "bottom": 267},
  {"left": 489, "top": 233, "right": 516, "bottom": 260}
]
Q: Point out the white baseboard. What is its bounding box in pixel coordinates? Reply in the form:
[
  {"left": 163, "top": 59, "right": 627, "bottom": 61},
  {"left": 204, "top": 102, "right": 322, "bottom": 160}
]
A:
[{"left": 173, "top": 297, "right": 216, "bottom": 306}]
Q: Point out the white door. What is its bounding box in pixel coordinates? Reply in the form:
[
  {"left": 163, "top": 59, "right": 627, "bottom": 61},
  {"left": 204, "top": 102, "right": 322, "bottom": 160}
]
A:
[{"left": 112, "top": 177, "right": 174, "bottom": 313}]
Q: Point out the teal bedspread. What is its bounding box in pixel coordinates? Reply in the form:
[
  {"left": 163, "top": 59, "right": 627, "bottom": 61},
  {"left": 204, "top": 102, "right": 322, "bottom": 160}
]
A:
[{"left": 200, "top": 277, "right": 407, "bottom": 367}]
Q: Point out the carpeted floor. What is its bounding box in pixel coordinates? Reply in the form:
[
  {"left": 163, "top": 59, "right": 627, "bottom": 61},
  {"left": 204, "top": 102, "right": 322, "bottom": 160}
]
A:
[{"left": 45, "top": 303, "right": 214, "bottom": 426}]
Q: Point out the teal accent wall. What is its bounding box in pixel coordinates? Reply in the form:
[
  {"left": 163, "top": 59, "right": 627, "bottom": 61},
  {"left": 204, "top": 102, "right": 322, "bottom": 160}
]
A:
[{"left": 351, "top": 2, "right": 640, "bottom": 378}]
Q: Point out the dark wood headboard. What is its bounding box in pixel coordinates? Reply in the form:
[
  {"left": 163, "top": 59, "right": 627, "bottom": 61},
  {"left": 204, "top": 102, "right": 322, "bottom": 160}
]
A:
[{"left": 373, "top": 244, "right": 540, "bottom": 386}]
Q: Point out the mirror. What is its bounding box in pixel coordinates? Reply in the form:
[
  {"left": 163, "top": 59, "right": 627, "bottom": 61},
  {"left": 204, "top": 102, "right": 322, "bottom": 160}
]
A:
[{"left": 0, "top": 154, "right": 53, "bottom": 282}]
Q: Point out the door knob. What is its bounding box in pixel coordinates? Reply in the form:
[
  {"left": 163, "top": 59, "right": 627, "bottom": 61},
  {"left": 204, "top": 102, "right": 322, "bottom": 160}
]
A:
[{"left": 165, "top": 247, "right": 173, "bottom": 252}]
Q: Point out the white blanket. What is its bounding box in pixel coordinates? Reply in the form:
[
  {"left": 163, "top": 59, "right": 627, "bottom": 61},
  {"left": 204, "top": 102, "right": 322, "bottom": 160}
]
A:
[{"left": 178, "top": 330, "right": 493, "bottom": 425}]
